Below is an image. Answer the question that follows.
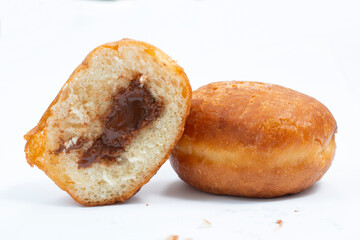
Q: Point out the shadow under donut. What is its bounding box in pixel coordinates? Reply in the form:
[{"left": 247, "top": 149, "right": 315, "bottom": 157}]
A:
[
  {"left": 0, "top": 180, "right": 144, "bottom": 207},
  {"left": 162, "top": 180, "right": 323, "bottom": 203}
]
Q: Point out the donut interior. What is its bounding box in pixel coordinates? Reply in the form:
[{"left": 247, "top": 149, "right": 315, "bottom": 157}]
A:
[{"left": 25, "top": 40, "right": 191, "bottom": 205}]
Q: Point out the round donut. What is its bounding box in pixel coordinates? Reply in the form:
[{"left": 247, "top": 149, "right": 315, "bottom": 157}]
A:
[
  {"left": 25, "top": 39, "right": 192, "bottom": 206},
  {"left": 170, "top": 81, "right": 337, "bottom": 198}
]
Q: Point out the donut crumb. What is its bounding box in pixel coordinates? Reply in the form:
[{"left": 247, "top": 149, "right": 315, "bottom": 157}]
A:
[
  {"left": 166, "top": 235, "right": 179, "bottom": 240},
  {"left": 276, "top": 220, "right": 283, "bottom": 228},
  {"left": 203, "top": 219, "right": 212, "bottom": 227}
]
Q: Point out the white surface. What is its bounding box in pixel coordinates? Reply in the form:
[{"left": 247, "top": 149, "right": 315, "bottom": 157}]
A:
[{"left": 1, "top": 0, "right": 360, "bottom": 239}]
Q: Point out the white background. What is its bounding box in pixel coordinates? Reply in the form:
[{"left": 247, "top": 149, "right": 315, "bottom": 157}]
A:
[{"left": 0, "top": 0, "right": 360, "bottom": 239}]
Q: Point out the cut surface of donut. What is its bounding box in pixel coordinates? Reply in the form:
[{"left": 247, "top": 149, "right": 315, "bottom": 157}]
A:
[{"left": 25, "top": 39, "right": 192, "bottom": 206}]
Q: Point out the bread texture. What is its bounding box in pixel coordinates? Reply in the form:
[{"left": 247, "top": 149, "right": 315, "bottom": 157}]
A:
[
  {"left": 25, "top": 39, "right": 192, "bottom": 206},
  {"left": 170, "top": 81, "right": 336, "bottom": 198}
]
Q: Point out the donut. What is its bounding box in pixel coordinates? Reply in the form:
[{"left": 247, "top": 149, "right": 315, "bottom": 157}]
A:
[
  {"left": 24, "top": 39, "right": 192, "bottom": 206},
  {"left": 170, "top": 81, "right": 337, "bottom": 198}
]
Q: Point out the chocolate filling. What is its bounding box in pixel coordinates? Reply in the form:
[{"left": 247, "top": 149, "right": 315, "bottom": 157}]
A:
[
  {"left": 54, "top": 138, "right": 87, "bottom": 155},
  {"left": 76, "top": 77, "right": 163, "bottom": 168}
]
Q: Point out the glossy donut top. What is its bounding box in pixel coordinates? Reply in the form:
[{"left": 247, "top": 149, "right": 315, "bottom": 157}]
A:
[{"left": 182, "top": 81, "right": 337, "bottom": 152}]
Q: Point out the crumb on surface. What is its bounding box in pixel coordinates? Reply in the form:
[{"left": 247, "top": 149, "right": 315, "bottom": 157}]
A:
[
  {"left": 203, "top": 219, "right": 212, "bottom": 227},
  {"left": 146, "top": 204, "right": 149, "bottom": 206},
  {"left": 294, "top": 209, "right": 299, "bottom": 212},
  {"left": 166, "top": 235, "right": 179, "bottom": 240},
  {"left": 276, "top": 220, "right": 283, "bottom": 228}
]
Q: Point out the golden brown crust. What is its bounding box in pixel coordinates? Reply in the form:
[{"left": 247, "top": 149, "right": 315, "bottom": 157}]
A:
[
  {"left": 170, "top": 81, "right": 336, "bottom": 197},
  {"left": 24, "top": 39, "right": 191, "bottom": 206}
]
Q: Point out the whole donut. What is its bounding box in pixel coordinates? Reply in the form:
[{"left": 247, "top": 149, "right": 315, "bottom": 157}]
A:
[{"left": 170, "top": 81, "right": 337, "bottom": 197}]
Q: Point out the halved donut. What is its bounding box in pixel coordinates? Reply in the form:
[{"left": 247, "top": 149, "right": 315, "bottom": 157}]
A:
[{"left": 25, "top": 39, "right": 192, "bottom": 206}]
